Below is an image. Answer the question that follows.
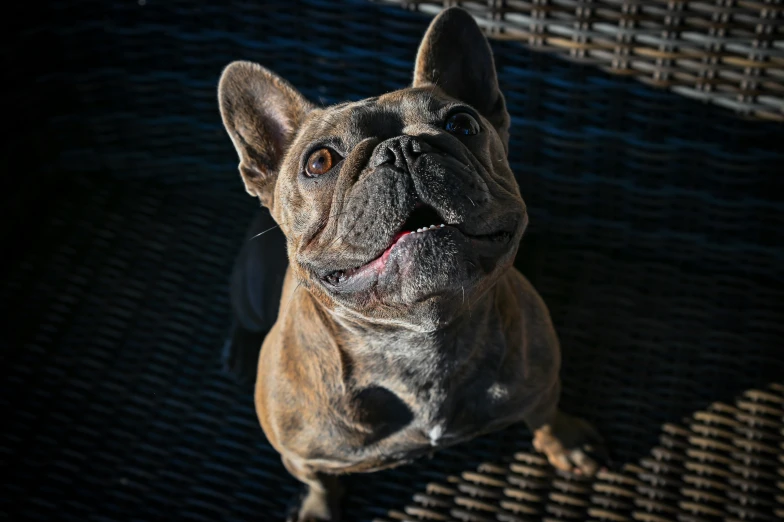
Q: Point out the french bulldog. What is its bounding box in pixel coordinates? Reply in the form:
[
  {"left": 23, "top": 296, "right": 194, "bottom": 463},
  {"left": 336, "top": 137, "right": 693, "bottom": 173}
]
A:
[{"left": 218, "top": 7, "right": 604, "bottom": 521}]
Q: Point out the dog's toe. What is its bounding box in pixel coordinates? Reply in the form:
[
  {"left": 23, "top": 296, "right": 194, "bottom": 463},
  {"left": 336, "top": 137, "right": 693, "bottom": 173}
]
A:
[
  {"left": 569, "top": 448, "right": 598, "bottom": 475},
  {"left": 533, "top": 411, "right": 607, "bottom": 477}
]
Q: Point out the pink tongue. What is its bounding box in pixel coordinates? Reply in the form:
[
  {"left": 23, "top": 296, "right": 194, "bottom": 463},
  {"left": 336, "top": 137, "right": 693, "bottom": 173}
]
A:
[
  {"left": 355, "top": 231, "right": 412, "bottom": 275},
  {"left": 392, "top": 231, "right": 411, "bottom": 243},
  {"left": 380, "top": 231, "right": 411, "bottom": 264}
]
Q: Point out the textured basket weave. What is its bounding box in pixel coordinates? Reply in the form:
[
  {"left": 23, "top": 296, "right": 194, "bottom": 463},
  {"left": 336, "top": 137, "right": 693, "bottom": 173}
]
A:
[
  {"left": 375, "top": 384, "right": 784, "bottom": 521},
  {"left": 375, "top": 0, "right": 784, "bottom": 121},
  {"left": 2, "top": 0, "right": 783, "bottom": 521}
]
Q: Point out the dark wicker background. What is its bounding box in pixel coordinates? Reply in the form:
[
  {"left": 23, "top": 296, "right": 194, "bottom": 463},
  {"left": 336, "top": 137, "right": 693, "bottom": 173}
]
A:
[{"left": 1, "top": 1, "right": 783, "bottom": 521}]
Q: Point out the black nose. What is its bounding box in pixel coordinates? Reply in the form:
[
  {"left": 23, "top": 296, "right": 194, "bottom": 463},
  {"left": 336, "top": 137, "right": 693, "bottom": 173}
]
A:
[{"left": 370, "top": 135, "right": 432, "bottom": 170}]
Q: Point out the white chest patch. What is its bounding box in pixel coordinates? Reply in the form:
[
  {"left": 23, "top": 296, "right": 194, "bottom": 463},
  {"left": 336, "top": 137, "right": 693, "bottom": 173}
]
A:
[
  {"left": 428, "top": 424, "right": 444, "bottom": 446},
  {"left": 487, "top": 382, "right": 509, "bottom": 401}
]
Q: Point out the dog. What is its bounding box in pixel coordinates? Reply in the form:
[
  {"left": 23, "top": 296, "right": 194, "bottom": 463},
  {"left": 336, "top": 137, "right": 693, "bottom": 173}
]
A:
[{"left": 218, "top": 7, "right": 604, "bottom": 521}]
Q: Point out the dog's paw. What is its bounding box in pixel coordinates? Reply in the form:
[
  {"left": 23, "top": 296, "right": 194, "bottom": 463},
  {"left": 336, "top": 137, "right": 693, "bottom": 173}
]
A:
[{"left": 532, "top": 411, "right": 606, "bottom": 476}]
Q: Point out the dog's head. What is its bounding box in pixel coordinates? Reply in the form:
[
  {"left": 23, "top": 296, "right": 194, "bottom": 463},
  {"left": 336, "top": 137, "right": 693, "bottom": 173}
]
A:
[{"left": 219, "top": 8, "right": 527, "bottom": 330}]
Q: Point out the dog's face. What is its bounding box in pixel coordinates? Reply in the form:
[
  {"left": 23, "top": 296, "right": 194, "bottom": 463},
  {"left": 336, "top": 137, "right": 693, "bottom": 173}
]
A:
[{"left": 219, "top": 9, "right": 527, "bottom": 330}]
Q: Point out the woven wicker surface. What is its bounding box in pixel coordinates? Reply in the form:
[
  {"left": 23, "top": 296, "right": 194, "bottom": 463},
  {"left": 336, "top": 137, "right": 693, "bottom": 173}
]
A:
[
  {"left": 2, "top": 0, "right": 784, "bottom": 521},
  {"left": 376, "top": 384, "right": 784, "bottom": 522},
  {"left": 375, "top": 0, "right": 784, "bottom": 121}
]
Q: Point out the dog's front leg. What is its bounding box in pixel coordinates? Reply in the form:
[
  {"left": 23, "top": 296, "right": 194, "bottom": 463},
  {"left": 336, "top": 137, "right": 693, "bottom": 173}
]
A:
[
  {"left": 282, "top": 457, "right": 344, "bottom": 522},
  {"left": 522, "top": 382, "right": 606, "bottom": 476}
]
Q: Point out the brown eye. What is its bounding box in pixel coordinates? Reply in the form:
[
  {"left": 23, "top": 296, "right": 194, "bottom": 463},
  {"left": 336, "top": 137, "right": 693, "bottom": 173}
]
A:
[
  {"left": 445, "top": 112, "right": 480, "bottom": 136},
  {"left": 305, "top": 148, "right": 336, "bottom": 177}
]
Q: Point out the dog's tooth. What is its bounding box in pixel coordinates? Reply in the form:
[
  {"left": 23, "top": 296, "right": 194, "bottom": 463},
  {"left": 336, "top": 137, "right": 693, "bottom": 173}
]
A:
[{"left": 440, "top": 224, "right": 445, "bottom": 228}]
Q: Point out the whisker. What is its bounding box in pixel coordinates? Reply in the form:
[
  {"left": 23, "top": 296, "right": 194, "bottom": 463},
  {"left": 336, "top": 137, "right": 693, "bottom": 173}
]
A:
[
  {"left": 249, "top": 224, "right": 285, "bottom": 240},
  {"left": 247, "top": 196, "right": 361, "bottom": 243}
]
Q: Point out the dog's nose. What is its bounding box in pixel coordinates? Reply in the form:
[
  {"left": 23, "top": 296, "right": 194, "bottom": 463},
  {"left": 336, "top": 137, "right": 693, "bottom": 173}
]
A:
[{"left": 370, "top": 135, "right": 432, "bottom": 169}]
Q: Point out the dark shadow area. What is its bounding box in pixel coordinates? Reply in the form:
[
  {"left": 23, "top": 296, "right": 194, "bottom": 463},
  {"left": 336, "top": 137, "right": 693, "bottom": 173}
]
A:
[
  {"left": 354, "top": 386, "right": 415, "bottom": 444},
  {"left": 1, "top": 1, "right": 782, "bottom": 521}
]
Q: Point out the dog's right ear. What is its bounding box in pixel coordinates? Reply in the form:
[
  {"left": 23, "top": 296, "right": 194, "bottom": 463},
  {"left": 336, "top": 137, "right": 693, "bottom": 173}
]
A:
[
  {"left": 413, "top": 7, "right": 509, "bottom": 151},
  {"left": 218, "top": 61, "right": 314, "bottom": 210}
]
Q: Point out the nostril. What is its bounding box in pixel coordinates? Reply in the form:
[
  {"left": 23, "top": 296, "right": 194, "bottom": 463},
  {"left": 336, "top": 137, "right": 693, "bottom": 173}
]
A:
[
  {"left": 409, "top": 138, "right": 431, "bottom": 154},
  {"left": 371, "top": 147, "right": 397, "bottom": 167},
  {"left": 405, "top": 136, "right": 433, "bottom": 156},
  {"left": 370, "top": 136, "right": 431, "bottom": 170}
]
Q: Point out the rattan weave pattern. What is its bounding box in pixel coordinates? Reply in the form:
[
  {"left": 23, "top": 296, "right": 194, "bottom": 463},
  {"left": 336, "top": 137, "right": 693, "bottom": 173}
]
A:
[
  {"left": 375, "top": 0, "right": 784, "bottom": 121},
  {"left": 374, "top": 384, "right": 784, "bottom": 522}
]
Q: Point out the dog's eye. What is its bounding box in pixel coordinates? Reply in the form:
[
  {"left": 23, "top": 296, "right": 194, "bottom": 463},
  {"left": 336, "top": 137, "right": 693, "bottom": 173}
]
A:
[
  {"left": 305, "top": 148, "right": 337, "bottom": 177},
  {"left": 444, "top": 112, "right": 480, "bottom": 136}
]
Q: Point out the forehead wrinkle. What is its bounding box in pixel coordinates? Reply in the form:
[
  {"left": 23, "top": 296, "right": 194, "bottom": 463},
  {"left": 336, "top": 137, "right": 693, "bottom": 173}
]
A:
[
  {"left": 349, "top": 104, "right": 404, "bottom": 136},
  {"left": 308, "top": 97, "right": 380, "bottom": 138},
  {"left": 308, "top": 107, "right": 351, "bottom": 139},
  {"left": 378, "top": 87, "right": 447, "bottom": 106},
  {"left": 378, "top": 88, "right": 447, "bottom": 125},
  {"left": 406, "top": 93, "right": 443, "bottom": 123},
  {"left": 302, "top": 91, "right": 449, "bottom": 147}
]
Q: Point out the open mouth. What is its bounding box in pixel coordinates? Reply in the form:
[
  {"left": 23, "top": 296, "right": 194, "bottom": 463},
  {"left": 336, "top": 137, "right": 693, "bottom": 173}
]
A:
[
  {"left": 401, "top": 204, "right": 445, "bottom": 233},
  {"left": 322, "top": 205, "right": 513, "bottom": 286}
]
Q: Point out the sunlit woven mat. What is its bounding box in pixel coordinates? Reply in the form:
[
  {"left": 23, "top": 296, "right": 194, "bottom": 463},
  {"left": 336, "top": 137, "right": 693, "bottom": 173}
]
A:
[
  {"left": 374, "top": 0, "right": 784, "bottom": 122},
  {"left": 375, "top": 384, "right": 784, "bottom": 522}
]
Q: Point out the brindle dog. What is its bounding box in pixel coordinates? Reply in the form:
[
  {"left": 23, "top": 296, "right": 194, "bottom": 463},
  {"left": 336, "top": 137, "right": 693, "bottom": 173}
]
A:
[{"left": 218, "top": 8, "right": 605, "bottom": 521}]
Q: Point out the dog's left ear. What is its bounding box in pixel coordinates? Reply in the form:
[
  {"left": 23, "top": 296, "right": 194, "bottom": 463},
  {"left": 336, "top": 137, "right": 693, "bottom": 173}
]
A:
[
  {"left": 413, "top": 7, "right": 510, "bottom": 150},
  {"left": 218, "top": 61, "right": 314, "bottom": 210}
]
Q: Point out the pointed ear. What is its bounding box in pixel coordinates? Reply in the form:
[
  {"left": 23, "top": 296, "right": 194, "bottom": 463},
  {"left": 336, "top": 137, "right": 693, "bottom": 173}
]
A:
[
  {"left": 218, "top": 61, "right": 314, "bottom": 209},
  {"left": 413, "top": 7, "right": 510, "bottom": 150}
]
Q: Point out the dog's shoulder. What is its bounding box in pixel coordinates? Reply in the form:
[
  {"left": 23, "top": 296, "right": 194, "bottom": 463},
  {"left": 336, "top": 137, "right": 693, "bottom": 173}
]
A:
[
  {"left": 498, "top": 269, "right": 557, "bottom": 334},
  {"left": 495, "top": 269, "right": 561, "bottom": 389},
  {"left": 254, "top": 271, "right": 348, "bottom": 449}
]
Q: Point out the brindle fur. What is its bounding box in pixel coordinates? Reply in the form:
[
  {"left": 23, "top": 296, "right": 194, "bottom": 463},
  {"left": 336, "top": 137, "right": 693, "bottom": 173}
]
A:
[{"left": 218, "top": 8, "right": 604, "bottom": 522}]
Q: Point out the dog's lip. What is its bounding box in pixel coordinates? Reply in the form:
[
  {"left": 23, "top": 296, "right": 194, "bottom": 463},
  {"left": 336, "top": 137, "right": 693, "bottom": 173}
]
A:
[
  {"left": 321, "top": 222, "right": 514, "bottom": 287},
  {"left": 322, "top": 225, "right": 448, "bottom": 286}
]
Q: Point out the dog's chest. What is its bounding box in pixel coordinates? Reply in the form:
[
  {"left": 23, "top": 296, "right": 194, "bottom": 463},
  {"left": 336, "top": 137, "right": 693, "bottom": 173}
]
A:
[
  {"left": 339, "top": 373, "right": 516, "bottom": 472},
  {"left": 350, "top": 342, "right": 512, "bottom": 454},
  {"left": 294, "top": 314, "right": 524, "bottom": 471}
]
